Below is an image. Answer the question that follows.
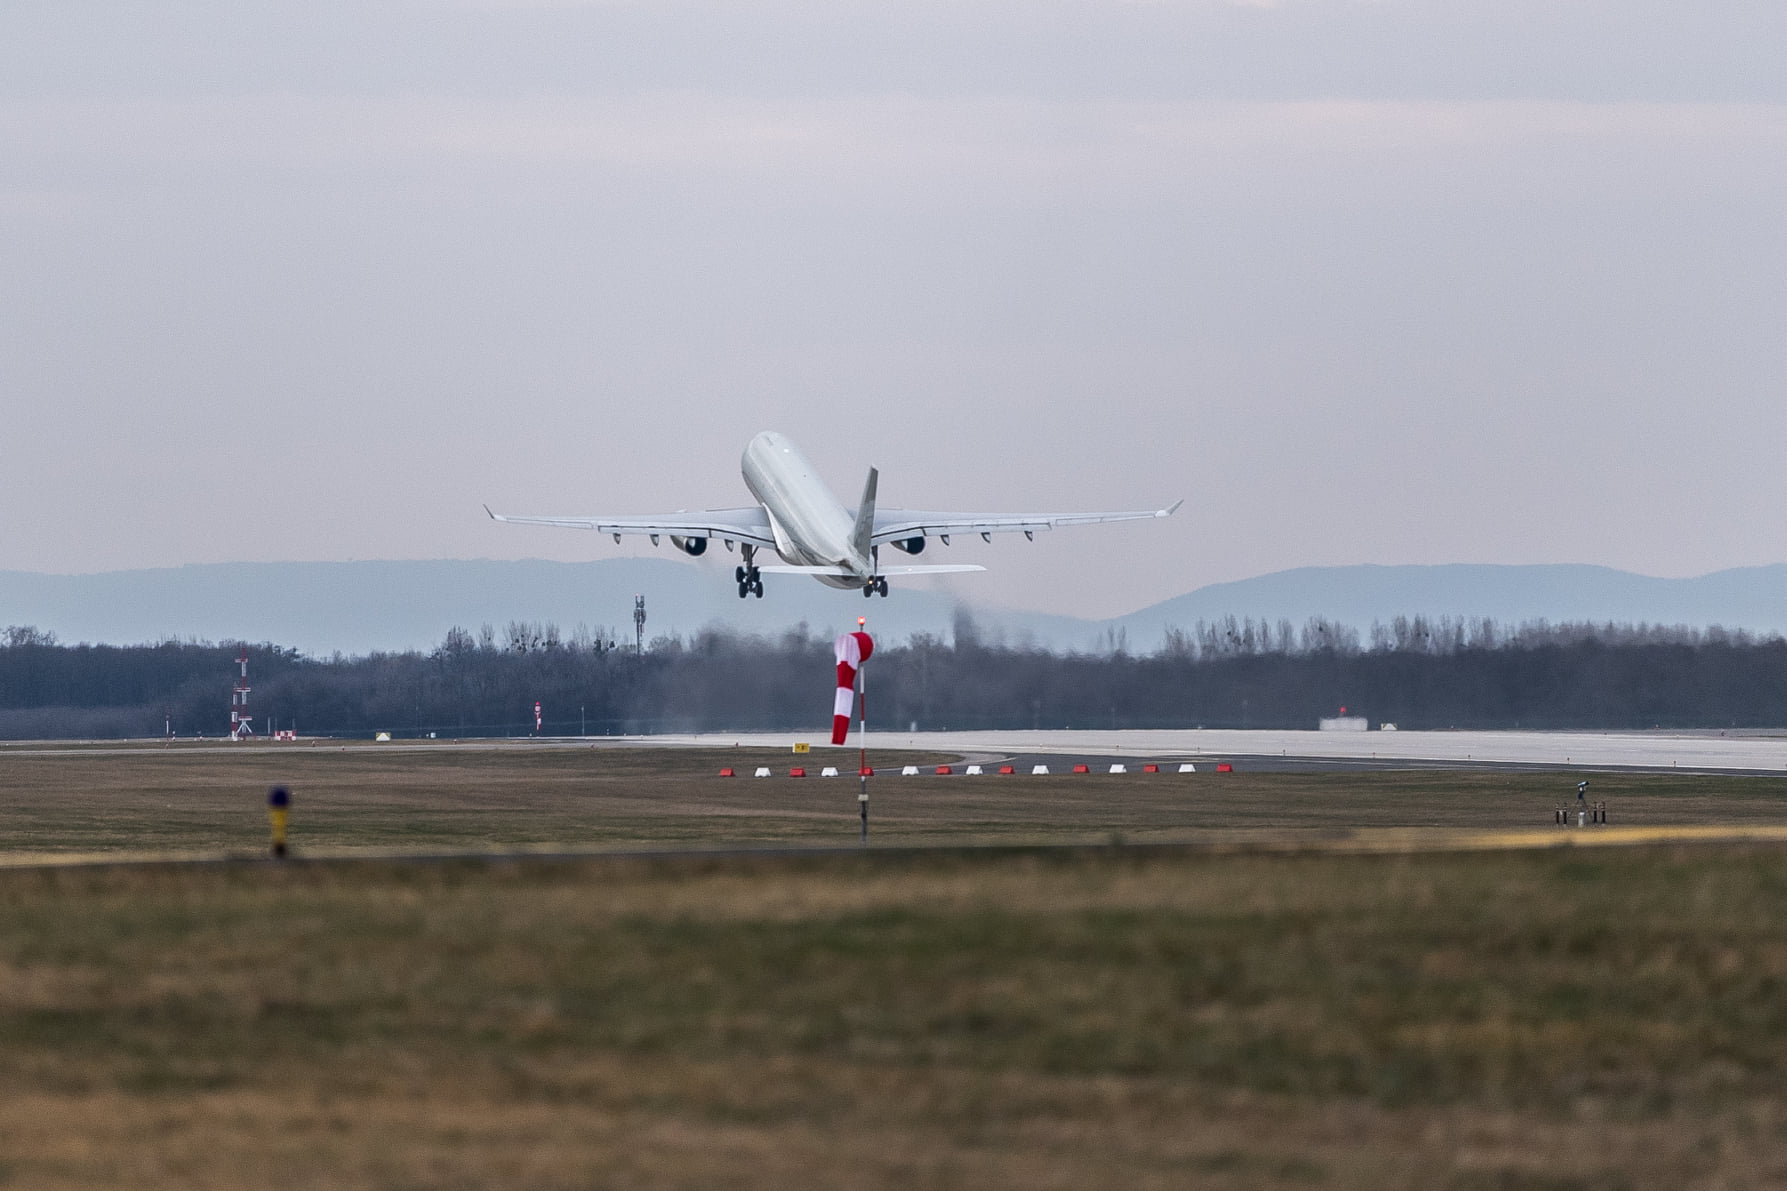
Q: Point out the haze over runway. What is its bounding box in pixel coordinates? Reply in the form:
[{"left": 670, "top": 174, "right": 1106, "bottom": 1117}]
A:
[{"left": 2, "top": 3, "right": 1785, "bottom": 623}]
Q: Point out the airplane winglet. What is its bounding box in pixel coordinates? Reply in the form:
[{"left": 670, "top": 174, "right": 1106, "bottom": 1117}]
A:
[
  {"left": 484, "top": 504, "right": 499, "bottom": 521},
  {"left": 1158, "top": 499, "right": 1184, "bottom": 518}
]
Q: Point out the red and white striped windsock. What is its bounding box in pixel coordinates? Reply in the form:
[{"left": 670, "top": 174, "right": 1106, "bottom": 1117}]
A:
[{"left": 831, "top": 631, "right": 874, "bottom": 744}]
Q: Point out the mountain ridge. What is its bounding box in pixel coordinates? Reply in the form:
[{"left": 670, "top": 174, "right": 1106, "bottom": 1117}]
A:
[{"left": 1, "top": 559, "right": 1783, "bottom": 656}]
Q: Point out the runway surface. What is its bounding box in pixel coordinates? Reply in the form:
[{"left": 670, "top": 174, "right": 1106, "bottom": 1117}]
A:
[
  {"left": 9, "top": 727, "right": 1787, "bottom": 773},
  {"left": 640, "top": 728, "right": 1787, "bottom": 774}
]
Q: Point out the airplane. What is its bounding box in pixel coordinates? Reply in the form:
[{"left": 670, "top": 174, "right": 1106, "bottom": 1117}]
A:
[{"left": 486, "top": 430, "right": 1181, "bottom": 599}]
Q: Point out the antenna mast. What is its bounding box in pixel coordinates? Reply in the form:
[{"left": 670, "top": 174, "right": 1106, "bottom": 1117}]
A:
[{"left": 230, "top": 648, "right": 254, "bottom": 741}]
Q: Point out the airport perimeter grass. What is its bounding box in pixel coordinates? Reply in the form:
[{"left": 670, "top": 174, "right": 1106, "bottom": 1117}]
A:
[
  {"left": 3, "top": 739, "right": 1787, "bottom": 856},
  {"left": 5, "top": 846, "right": 1787, "bottom": 1188},
  {"left": 6, "top": 744, "right": 1787, "bottom": 1186}
]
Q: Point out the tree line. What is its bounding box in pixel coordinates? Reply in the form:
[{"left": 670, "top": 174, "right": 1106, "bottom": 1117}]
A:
[{"left": 0, "top": 614, "right": 1782, "bottom": 739}]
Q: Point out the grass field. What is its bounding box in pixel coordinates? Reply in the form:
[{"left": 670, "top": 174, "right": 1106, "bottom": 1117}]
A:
[
  {"left": 2, "top": 739, "right": 1786, "bottom": 857},
  {"left": 4, "top": 743, "right": 1787, "bottom": 1187}
]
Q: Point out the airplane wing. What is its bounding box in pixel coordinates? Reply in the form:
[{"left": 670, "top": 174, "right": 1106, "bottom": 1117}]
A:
[
  {"left": 484, "top": 505, "right": 777, "bottom": 549},
  {"left": 870, "top": 499, "right": 1183, "bottom": 545}
]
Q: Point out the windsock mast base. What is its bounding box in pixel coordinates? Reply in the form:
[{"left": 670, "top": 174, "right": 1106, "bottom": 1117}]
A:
[{"left": 857, "top": 615, "right": 868, "bottom": 842}]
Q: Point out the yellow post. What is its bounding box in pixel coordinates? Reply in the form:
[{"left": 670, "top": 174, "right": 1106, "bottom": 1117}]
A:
[{"left": 268, "top": 786, "right": 290, "bottom": 858}]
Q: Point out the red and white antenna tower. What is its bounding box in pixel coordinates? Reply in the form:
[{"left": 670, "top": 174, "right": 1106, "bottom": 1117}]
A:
[{"left": 230, "top": 648, "right": 254, "bottom": 740}]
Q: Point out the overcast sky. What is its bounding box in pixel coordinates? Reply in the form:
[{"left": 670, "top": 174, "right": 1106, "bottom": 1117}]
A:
[{"left": 2, "top": 1, "right": 1783, "bottom": 619}]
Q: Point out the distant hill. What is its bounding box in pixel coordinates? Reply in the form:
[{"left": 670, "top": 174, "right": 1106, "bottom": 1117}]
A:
[
  {"left": 0, "top": 560, "right": 1783, "bottom": 656},
  {"left": 1112, "top": 563, "right": 1787, "bottom": 649}
]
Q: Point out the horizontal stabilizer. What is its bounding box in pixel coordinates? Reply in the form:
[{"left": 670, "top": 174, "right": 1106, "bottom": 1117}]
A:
[
  {"left": 755, "top": 566, "right": 856, "bottom": 576},
  {"left": 755, "top": 564, "right": 987, "bottom": 577}
]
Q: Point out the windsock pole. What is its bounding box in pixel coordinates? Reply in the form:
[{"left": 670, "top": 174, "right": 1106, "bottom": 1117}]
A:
[
  {"left": 858, "top": 615, "right": 868, "bottom": 842},
  {"left": 831, "top": 625, "right": 874, "bottom": 840}
]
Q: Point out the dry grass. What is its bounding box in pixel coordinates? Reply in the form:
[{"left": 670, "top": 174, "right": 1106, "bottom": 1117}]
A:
[
  {"left": 3, "top": 745, "right": 1787, "bottom": 1186},
  {"left": 2, "top": 849, "right": 1787, "bottom": 1187},
  {"left": 1, "top": 739, "right": 1784, "bottom": 857}
]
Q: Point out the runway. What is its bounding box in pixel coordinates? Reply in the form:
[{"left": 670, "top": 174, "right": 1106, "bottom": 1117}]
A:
[
  {"left": 9, "top": 727, "right": 1787, "bottom": 774},
  {"left": 639, "top": 728, "right": 1787, "bottom": 774},
  {"left": 13, "top": 718, "right": 1787, "bottom": 776}
]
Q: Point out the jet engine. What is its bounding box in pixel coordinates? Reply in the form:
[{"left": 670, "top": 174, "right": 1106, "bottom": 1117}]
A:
[
  {"left": 670, "top": 535, "right": 708, "bottom": 556},
  {"left": 889, "top": 536, "right": 925, "bottom": 555}
]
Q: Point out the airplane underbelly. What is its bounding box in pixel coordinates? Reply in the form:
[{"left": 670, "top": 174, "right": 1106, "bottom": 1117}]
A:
[{"left": 744, "top": 433, "right": 860, "bottom": 573}]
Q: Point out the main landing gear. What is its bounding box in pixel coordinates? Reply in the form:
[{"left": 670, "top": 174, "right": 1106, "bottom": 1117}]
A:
[
  {"left": 735, "top": 547, "right": 763, "bottom": 599},
  {"left": 861, "top": 544, "right": 888, "bottom": 598}
]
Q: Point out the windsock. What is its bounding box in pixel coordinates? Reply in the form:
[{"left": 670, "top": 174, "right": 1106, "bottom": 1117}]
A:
[{"left": 832, "top": 631, "right": 874, "bottom": 744}]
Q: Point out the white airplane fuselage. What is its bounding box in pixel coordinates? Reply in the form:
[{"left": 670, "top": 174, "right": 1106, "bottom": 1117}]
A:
[{"left": 741, "top": 431, "right": 870, "bottom": 588}]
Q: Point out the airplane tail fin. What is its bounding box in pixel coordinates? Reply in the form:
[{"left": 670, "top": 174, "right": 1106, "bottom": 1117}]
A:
[{"left": 852, "top": 467, "right": 878, "bottom": 561}]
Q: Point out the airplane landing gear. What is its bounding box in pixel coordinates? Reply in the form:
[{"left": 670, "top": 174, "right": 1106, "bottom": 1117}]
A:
[
  {"left": 736, "top": 549, "right": 763, "bottom": 598},
  {"left": 862, "top": 577, "right": 888, "bottom": 598}
]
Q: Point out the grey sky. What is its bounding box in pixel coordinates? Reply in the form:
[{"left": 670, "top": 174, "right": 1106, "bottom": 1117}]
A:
[{"left": 2, "top": 1, "right": 1783, "bottom": 619}]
